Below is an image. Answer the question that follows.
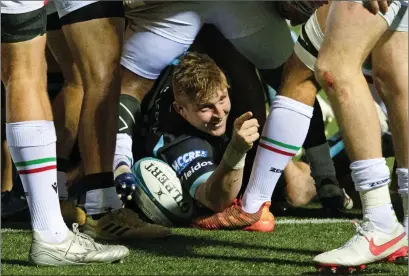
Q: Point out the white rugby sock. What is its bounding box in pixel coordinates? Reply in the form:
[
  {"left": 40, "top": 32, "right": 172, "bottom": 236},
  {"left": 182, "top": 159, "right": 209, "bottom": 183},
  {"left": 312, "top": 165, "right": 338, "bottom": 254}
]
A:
[
  {"left": 85, "top": 187, "right": 123, "bottom": 216},
  {"left": 242, "top": 96, "right": 313, "bottom": 213},
  {"left": 352, "top": 158, "right": 398, "bottom": 233},
  {"left": 397, "top": 168, "right": 408, "bottom": 234},
  {"left": 7, "top": 121, "right": 69, "bottom": 243},
  {"left": 113, "top": 133, "right": 133, "bottom": 170},
  {"left": 82, "top": 173, "right": 123, "bottom": 216}
]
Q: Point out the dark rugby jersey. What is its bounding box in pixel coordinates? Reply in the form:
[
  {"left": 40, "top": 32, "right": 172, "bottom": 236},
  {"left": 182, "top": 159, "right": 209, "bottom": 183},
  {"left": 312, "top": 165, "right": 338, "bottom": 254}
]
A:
[{"left": 140, "top": 63, "right": 229, "bottom": 198}]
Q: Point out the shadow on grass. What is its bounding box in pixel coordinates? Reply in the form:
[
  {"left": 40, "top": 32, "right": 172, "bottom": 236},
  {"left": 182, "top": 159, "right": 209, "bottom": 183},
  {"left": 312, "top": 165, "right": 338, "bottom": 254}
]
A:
[
  {"left": 1, "top": 233, "right": 315, "bottom": 268},
  {"left": 115, "top": 232, "right": 323, "bottom": 267},
  {"left": 2, "top": 220, "right": 31, "bottom": 230},
  {"left": 1, "top": 259, "right": 32, "bottom": 266},
  {"left": 271, "top": 203, "right": 362, "bottom": 220}
]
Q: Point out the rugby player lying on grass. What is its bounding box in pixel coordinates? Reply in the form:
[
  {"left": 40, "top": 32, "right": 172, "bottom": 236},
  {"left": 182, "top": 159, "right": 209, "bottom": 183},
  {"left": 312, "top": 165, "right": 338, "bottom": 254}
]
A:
[
  {"left": 141, "top": 52, "right": 273, "bottom": 231},
  {"left": 131, "top": 51, "right": 329, "bottom": 232},
  {"left": 114, "top": 1, "right": 351, "bottom": 217}
]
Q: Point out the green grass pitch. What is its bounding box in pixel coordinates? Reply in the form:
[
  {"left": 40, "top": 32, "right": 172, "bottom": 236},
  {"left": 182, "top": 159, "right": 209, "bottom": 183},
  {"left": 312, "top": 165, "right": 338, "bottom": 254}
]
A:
[{"left": 2, "top": 215, "right": 407, "bottom": 275}]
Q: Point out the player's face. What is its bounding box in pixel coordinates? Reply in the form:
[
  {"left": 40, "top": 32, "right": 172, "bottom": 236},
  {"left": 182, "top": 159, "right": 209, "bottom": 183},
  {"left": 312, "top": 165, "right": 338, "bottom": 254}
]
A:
[{"left": 186, "top": 88, "right": 231, "bottom": 136}]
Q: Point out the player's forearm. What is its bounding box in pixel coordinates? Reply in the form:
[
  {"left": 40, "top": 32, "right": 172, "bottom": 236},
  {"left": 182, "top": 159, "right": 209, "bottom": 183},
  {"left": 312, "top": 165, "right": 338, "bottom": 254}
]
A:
[
  {"left": 195, "top": 160, "right": 244, "bottom": 212},
  {"left": 195, "top": 141, "right": 248, "bottom": 212}
]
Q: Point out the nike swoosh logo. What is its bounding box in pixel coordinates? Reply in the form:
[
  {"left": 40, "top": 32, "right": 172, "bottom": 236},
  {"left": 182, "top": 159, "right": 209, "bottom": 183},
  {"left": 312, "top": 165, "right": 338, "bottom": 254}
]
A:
[{"left": 369, "top": 232, "right": 406, "bottom": 256}]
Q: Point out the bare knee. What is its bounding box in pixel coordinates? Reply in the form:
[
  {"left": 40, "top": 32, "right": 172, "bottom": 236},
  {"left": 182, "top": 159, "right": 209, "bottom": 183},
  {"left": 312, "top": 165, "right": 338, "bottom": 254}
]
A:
[
  {"left": 75, "top": 44, "right": 122, "bottom": 93},
  {"left": 83, "top": 53, "right": 121, "bottom": 93},
  {"left": 314, "top": 57, "right": 359, "bottom": 102},
  {"left": 315, "top": 57, "right": 337, "bottom": 91}
]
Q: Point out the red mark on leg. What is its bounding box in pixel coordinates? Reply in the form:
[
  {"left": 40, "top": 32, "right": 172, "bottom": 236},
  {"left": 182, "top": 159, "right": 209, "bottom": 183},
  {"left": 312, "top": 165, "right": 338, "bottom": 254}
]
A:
[{"left": 323, "top": 71, "right": 335, "bottom": 89}]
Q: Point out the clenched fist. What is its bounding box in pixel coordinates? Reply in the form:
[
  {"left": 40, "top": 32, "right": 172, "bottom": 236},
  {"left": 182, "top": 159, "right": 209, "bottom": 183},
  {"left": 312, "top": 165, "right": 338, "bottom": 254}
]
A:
[{"left": 230, "top": 112, "right": 260, "bottom": 154}]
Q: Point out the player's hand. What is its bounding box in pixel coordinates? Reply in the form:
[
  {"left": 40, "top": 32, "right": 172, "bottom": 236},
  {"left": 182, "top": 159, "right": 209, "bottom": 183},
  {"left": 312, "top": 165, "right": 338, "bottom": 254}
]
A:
[
  {"left": 231, "top": 112, "right": 260, "bottom": 154},
  {"left": 364, "top": 0, "right": 392, "bottom": 15}
]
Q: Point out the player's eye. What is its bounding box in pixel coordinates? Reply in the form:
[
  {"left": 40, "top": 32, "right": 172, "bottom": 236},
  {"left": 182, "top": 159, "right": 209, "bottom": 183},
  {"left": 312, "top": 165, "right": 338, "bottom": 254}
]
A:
[{"left": 198, "top": 103, "right": 212, "bottom": 112}]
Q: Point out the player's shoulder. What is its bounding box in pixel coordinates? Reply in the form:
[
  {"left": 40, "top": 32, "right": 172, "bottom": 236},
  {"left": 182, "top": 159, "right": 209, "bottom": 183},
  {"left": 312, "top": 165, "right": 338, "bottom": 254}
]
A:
[{"left": 160, "top": 131, "right": 215, "bottom": 155}]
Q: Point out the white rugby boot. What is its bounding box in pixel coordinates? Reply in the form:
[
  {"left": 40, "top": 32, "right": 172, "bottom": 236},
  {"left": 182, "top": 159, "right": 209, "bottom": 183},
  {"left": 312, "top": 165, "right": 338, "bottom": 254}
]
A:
[
  {"left": 313, "top": 219, "right": 408, "bottom": 273},
  {"left": 29, "top": 223, "right": 129, "bottom": 266}
]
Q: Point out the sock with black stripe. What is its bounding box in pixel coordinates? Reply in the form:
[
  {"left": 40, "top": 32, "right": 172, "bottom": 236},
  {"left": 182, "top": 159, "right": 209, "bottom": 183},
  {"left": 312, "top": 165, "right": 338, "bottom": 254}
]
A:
[{"left": 83, "top": 172, "right": 123, "bottom": 216}]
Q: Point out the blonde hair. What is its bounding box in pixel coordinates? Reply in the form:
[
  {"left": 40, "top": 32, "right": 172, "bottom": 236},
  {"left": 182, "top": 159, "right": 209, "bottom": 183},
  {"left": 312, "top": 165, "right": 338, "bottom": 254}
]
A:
[{"left": 172, "top": 52, "right": 229, "bottom": 104}]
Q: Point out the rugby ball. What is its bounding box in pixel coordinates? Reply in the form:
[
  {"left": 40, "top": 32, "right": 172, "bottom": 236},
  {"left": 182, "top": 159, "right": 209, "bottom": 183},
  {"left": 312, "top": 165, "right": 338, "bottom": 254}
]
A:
[{"left": 131, "top": 157, "right": 194, "bottom": 226}]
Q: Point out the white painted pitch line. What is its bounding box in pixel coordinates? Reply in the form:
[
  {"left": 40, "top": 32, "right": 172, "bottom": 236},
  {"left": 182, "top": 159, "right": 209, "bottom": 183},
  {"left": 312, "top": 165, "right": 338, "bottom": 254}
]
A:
[
  {"left": 276, "top": 218, "right": 356, "bottom": 225},
  {"left": 1, "top": 228, "right": 30, "bottom": 233},
  {"left": 1, "top": 219, "right": 356, "bottom": 233}
]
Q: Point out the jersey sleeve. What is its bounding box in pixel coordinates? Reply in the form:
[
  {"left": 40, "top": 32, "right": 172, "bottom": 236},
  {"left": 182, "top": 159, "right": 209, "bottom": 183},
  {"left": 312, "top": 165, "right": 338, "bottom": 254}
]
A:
[{"left": 157, "top": 136, "right": 217, "bottom": 198}]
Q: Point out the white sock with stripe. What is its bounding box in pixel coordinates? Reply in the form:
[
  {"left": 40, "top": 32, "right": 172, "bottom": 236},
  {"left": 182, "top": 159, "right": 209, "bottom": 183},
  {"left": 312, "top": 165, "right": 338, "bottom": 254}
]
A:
[
  {"left": 6, "top": 121, "right": 69, "bottom": 243},
  {"left": 242, "top": 96, "right": 313, "bottom": 213}
]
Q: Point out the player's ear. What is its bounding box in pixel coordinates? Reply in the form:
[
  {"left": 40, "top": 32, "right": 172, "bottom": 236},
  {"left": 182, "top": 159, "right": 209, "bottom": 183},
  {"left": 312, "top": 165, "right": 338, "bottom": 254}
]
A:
[{"left": 173, "top": 101, "right": 186, "bottom": 118}]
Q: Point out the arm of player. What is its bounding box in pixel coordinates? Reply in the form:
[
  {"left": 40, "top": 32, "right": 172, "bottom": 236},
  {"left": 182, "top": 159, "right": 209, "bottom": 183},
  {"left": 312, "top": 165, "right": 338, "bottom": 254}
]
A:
[{"left": 195, "top": 112, "right": 260, "bottom": 212}]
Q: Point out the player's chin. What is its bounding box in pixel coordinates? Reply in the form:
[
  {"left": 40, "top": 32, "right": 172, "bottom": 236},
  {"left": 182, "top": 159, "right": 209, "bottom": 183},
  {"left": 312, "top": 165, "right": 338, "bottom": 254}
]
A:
[{"left": 207, "top": 124, "right": 226, "bottom": 137}]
